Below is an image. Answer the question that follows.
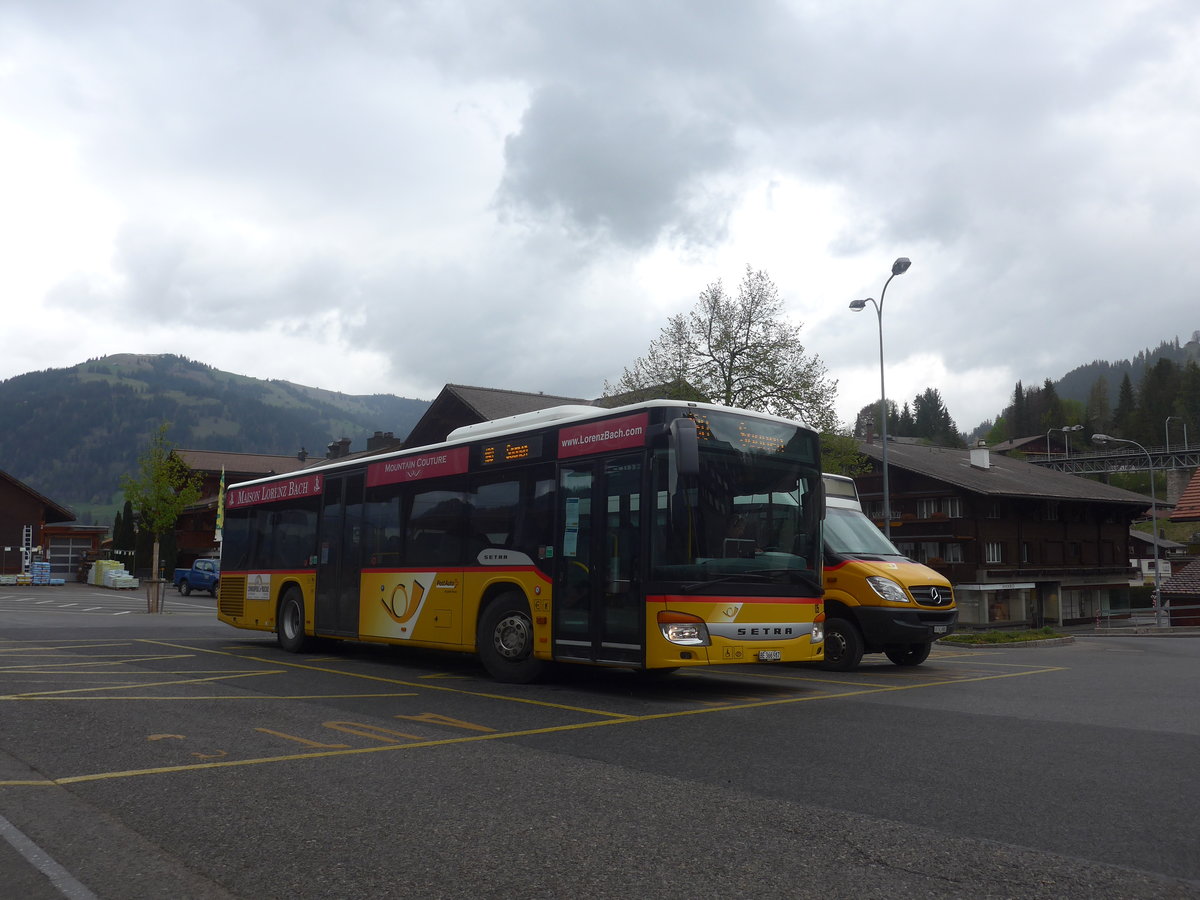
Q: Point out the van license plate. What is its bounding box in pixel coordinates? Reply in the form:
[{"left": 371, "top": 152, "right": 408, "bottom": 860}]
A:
[
  {"left": 758, "top": 650, "right": 782, "bottom": 661},
  {"left": 933, "top": 626, "right": 947, "bottom": 634}
]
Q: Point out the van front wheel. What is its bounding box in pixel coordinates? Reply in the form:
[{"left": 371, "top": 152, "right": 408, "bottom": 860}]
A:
[
  {"left": 820, "top": 618, "right": 863, "bottom": 671},
  {"left": 885, "top": 642, "right": 931, "bottom": 667}
]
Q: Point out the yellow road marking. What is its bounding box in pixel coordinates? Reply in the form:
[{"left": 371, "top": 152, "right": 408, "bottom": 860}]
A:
[
  {"left": 142, "top": 640, "right": 637, "bottom": 719},
  {"left": 0, "top": 671, "right": 283, "bottom": 700},
  {"left": 0, "top": 660, "right": 1064, "bottom": 787}
]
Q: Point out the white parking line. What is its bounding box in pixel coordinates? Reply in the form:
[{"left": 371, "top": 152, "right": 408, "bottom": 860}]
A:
[{"left": 0, "top": 810, "right": 99, "bottom": 899}]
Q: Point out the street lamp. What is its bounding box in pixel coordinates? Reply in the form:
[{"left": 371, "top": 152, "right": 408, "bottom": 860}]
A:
[
  {"left": 849, "top": 256, "right": 911, "bottom": 537},
  {"left": 1093, "top": 433, "right": 1164, "bottom": 627},
  {"left": 1046, "top": 424, "right": 1084, "bottom": 458}
]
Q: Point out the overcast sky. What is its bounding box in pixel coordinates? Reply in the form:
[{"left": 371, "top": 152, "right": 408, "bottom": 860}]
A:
[{"left": 3, "top": 0, "right": 1198, "bottom": 435}]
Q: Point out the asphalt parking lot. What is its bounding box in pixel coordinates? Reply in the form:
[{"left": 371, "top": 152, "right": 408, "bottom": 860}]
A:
[{"left": 2, "top": 582, "right": 1199, "bottom": 899}]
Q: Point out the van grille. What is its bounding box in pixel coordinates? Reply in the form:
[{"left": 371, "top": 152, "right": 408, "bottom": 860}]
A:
[
  {"left": 911, "top": 584, "right": 954, "bottom": 606},
  {"left": 218, "top": 575, "right": 246, "bottom": 617}
]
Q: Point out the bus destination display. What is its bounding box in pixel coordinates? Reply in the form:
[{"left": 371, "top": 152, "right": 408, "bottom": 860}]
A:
[{"left": 480, "top": 434, "right": 544, "bottom": 466}]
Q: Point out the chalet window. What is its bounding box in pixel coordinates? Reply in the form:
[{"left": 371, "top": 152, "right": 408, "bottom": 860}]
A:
[
  {"left": 985, "top": 541, "right": 1004, "bottom": 564},
  {"left": 920, "top": 541, "right": 939, "bottom": 562},
  {"left": 985, "top": 502, "right": 1001, "bottom": 519},
  {"left": 895, "top": 541, "right": 916, "bottom": 558},
  {"left": 1021, "top": 542, "right": 1031, "bottom": 564},
  {"left": 1044, "top": 501, "right": 1060, "bottom": 521},
  {"left": 942, "top": 497, "right": 964, "bottom": 518},
  {"left": 943, "top": 543, "right": 964, "bottom": 563},
  {"left": 917, "top": 499, "right": 938, "bottom": 519}
]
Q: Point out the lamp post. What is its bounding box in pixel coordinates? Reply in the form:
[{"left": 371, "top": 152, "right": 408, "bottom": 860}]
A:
[
  {"left": 849, "top": 257, "right": 911, "bottom": 537},
  {"left": 1047, "top": 424, "right": 1084, "bottom": 458},
  {"left": 1093, "top": 433, "right": 1164, "bottom": 627}
]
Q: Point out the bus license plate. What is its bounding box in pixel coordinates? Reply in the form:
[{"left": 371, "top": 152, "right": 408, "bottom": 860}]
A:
[
  {"left": 758, "top": 650, "right": 782, "bottom": 661},
  {"left": 933, "top": 626, "right": 947, "bottom": 634}
]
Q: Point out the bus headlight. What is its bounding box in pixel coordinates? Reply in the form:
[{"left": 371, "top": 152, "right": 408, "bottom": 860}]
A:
[
  {"left": 811, "top": 620, "right": 824, "bottom": 643},
  {"left": 658, "top": 611, "right": 711, "bottom": 646},
  {"left": 866, "top": 576, "right": 910, "bottom": 603}
]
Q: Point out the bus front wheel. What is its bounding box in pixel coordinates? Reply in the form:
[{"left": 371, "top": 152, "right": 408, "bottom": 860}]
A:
[
  {"left": 276, "top": 589, "right": 311, "bottom": 653},
  {"left": 477, "top": 593, "right": 545, "bottom": 684},
  {"left": 820, "top": 617, "right": 864, "bottom": 671},
  {"left": 885, "top": 642, "right": 931, "bottom": 667}
]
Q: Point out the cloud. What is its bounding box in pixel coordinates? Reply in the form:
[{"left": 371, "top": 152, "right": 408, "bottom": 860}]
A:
[{"left": 2, "top": 0, "right": 1199, "bottom": 441}]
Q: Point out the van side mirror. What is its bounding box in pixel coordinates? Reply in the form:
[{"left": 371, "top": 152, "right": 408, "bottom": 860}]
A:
[{"left": 670, "top": 417, "right": 700, "bottom": 476}]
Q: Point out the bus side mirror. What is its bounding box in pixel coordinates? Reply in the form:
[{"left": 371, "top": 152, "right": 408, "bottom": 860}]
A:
[{"left": 670, "top": 417, "right": 700, "bottom": 476}]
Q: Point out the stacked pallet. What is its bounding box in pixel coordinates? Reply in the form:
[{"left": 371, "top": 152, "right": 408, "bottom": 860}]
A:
[
  {"left": 31, "top": 561, "right": 51, "bottom": 585},
  {"left": 87, "top": 560, "right": 138, "bottom": 589}
]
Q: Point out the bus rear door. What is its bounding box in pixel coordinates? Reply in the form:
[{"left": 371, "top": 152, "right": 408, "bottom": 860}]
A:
[{"left": 315, "top": 472, "right": 364, "bottom": 637}]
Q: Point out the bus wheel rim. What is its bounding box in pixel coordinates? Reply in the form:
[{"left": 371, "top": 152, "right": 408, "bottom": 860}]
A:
[{"left": 493, "top": 614, "right": 530, "bottom": 659}]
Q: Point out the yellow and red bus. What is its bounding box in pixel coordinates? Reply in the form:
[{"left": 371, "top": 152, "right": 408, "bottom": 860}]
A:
[{"left": 217, "top": 400, "right": 825, "bottom": 681}]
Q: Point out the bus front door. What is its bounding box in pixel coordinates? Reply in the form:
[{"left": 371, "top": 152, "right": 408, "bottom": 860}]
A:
[
  {"left": 315, "top": 473, "right": 364, "bottom": 637},
  {"left": 553, "top": 457, "right": 643, "bottom": 666}
]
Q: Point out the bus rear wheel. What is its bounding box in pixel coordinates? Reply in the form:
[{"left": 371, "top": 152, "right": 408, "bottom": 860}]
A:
[
  {"left": 884, "top": 642, "right": 931, "bottom": 667},
  {"left": 477, "top": 592, "right": 545, "bottom": 684},
  {"left": 820, "top": 617, "right": 863, "bottom": 671},
  {"left": 276, "top": 589, "right": 311, "bottom": 653}
]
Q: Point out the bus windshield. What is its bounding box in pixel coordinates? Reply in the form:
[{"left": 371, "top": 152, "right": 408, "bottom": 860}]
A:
[
  {"left": 650, "top": 412, "right": 821, "bottom": 592},
  {"left": 824, "top": 506, "right": 903, "bottom": 557}
]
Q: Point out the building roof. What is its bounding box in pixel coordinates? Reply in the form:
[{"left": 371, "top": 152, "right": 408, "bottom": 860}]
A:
[
  {"left": 405, "top": 384, "right": 590, "bottom": 448},
  {"left": 858, "top": 440, "right": 1153, "bottom": 509},
  {"left": 174, "top": 449, "right": 309, "bottom": 478},
  {"left": 0, "top": 468, "right": 76, "bottom": 522},
  {"left": 1169, "top": 468, "right": 1200, "bottom": 522},
  {"left": 443, "top": 384, "right": 590, "bottom": 420},
  {"left": 1161, "top": 557, "right": 1200, "bottom": 597},
  {"left": 1129, "top": 530, "right": 1184, "bottom": 552}
]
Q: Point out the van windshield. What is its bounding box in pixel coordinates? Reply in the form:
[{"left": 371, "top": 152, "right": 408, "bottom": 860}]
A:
[{"left": 824, "top": 506, "right": 902, "bottom": 557}]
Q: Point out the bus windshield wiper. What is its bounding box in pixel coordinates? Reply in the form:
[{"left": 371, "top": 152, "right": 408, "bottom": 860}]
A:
[{"left": 680, "top": 572, "right": 773, "bottom": 593}]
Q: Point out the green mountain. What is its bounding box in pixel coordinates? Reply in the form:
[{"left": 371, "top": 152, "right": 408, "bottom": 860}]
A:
[
  {"left": 0, "top": 354, "right": 430, "bottom": 522},
  {"left": 969, "top": 332, "right": 1200, "bottom": 441}
]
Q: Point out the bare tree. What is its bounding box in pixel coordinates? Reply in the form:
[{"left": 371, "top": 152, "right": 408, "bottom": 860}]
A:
[{"left": 606, "top": 266, "right": 838, "bottom": 431}]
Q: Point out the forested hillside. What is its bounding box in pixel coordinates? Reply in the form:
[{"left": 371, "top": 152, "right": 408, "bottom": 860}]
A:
[
  {"left": 0, "top": 354, "right": 429, "bottom": 520},
  {"left": 978, "top": 334, "right": 1200, "bottom": 447}
]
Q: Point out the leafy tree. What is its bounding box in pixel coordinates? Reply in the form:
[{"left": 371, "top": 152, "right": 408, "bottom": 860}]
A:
[
  {"left": 1174, "top": 361, "right": 1200, "bottom": 443},
  {"left": 121, "top": 422, "right": 201, "bottom": 612},
  {"left": 606, "top": 266, "right": 838, "bottom": 431},
  {"left": 1136, "top": 358, "right": 1179, "bottom": 443},
  {"left": 853, "top": 399, "right": 900, "bottom": 439},
  {"left": 1038, "top": 379, "right": 1065, "bottom": 430},
  {"left": 820, "top": 432, "right": 868, "bottom": 477},
  {"left": 911, "top": 388, "right": 964, "bottom": 447},
  {"left": 1085, "top": 376, "right": 1111, "bottom": 434},
  {"left": 1010, "top": 381, "right": 1031, "bottom": 436},
  {"left": 1112, "top": 373, "right": 1137, "bottom": 437}
]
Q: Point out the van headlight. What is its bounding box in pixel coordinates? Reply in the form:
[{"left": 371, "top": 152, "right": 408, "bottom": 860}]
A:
[{"left": 866, "top": 576, "right": 910, "bottom": 603}]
